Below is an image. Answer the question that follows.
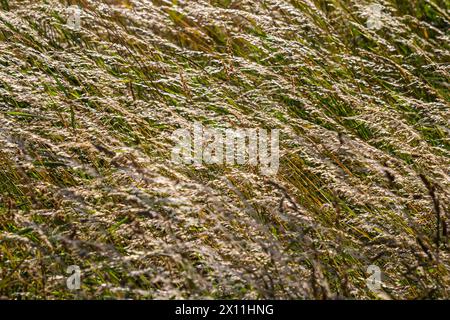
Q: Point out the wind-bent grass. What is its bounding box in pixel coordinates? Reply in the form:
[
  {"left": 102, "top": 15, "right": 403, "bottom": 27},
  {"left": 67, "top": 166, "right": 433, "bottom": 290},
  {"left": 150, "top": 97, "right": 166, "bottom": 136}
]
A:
[{"left": 0, "top": 0, "right": 449, "bottom": 299}]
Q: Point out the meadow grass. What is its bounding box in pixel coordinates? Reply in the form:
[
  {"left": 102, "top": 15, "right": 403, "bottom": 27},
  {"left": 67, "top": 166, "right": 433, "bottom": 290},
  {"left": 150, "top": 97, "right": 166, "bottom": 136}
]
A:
[{"left": 0, "top": 0, "right": 449, "bottom": 299}]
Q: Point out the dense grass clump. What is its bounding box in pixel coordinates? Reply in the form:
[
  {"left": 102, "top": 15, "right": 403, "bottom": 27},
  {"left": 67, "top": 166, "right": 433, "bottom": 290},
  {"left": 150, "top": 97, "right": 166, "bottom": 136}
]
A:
[{"left": 0, "top": 0, "right": 449, "bottom": 299}]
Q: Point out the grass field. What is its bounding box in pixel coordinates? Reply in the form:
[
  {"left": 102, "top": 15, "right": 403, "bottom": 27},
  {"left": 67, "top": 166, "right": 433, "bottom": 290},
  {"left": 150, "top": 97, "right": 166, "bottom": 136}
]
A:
[{"left": 0, "top": 0, "right": 449, "bottom": 299}]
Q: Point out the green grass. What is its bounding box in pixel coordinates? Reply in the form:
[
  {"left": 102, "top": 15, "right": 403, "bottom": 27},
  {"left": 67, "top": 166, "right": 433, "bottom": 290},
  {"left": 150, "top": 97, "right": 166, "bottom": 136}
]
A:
[{"left": 0, "top": 0, "right": 449, "bottom": 300}]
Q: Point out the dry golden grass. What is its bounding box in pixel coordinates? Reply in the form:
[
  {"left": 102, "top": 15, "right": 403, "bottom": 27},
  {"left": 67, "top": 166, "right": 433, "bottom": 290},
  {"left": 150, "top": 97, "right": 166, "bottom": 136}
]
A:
[{"left": 0, "top": 0, "right": 449, "bottom": 299}]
